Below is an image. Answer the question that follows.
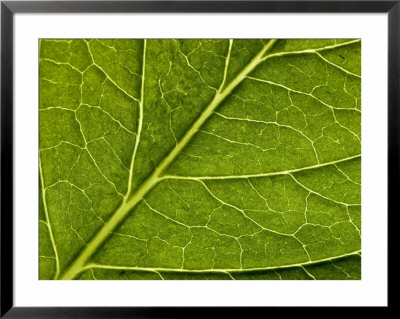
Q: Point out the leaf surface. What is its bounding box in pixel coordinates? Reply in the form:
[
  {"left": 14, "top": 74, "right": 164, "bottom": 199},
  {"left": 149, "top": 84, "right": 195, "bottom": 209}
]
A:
[{"left": 39, "top": 39, "right": 361, "bottom": 280}]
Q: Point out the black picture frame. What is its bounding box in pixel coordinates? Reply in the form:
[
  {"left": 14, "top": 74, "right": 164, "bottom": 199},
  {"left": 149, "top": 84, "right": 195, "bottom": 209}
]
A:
[{"left": 0, "top": 0, "right": 395, "bottom": 317}]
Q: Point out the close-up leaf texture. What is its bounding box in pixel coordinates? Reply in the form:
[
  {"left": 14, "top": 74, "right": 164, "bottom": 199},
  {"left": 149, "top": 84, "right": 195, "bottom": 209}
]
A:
[{"left": 39, "top": 39, "right": 361, "bottom": 280}]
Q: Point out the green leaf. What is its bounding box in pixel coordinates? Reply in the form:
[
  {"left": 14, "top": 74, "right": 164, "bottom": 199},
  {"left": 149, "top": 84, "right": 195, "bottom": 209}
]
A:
[{"left": 39, "top": 39, "right": 361, "bottom": 280}]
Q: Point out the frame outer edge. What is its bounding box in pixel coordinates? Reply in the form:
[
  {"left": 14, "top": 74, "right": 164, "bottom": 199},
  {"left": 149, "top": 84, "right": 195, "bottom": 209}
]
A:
[
  {"left": 1, "top": 1, "right": 14, "bottom": 318},
  {"left": 1, "top": 1, "right": 398, "bottom": 13},
  {"left": 0, "top": 0, "right": 395, "bottom": 317}
]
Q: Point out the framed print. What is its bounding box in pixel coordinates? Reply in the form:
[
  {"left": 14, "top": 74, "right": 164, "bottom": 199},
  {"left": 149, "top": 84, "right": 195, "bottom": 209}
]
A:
[{"left": 1, "top": 0, "right": 395, "bottom": 317}]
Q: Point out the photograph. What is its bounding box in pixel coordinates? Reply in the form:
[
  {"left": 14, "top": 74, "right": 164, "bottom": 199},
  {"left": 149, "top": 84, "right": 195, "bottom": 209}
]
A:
[{"left": 39, "top": 38, "right": 361, "bottom": 280}]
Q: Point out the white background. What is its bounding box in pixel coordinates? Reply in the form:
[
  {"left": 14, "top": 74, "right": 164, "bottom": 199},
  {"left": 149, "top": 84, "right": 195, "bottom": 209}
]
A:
[{"left": 14, "top": 13, "right": 388, "bottom": 306}]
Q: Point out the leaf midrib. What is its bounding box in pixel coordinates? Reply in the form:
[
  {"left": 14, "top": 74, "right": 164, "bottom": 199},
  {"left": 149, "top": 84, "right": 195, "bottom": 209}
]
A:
[{"left": 58, "top": 39, "right": 278, "bottom": 280}]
